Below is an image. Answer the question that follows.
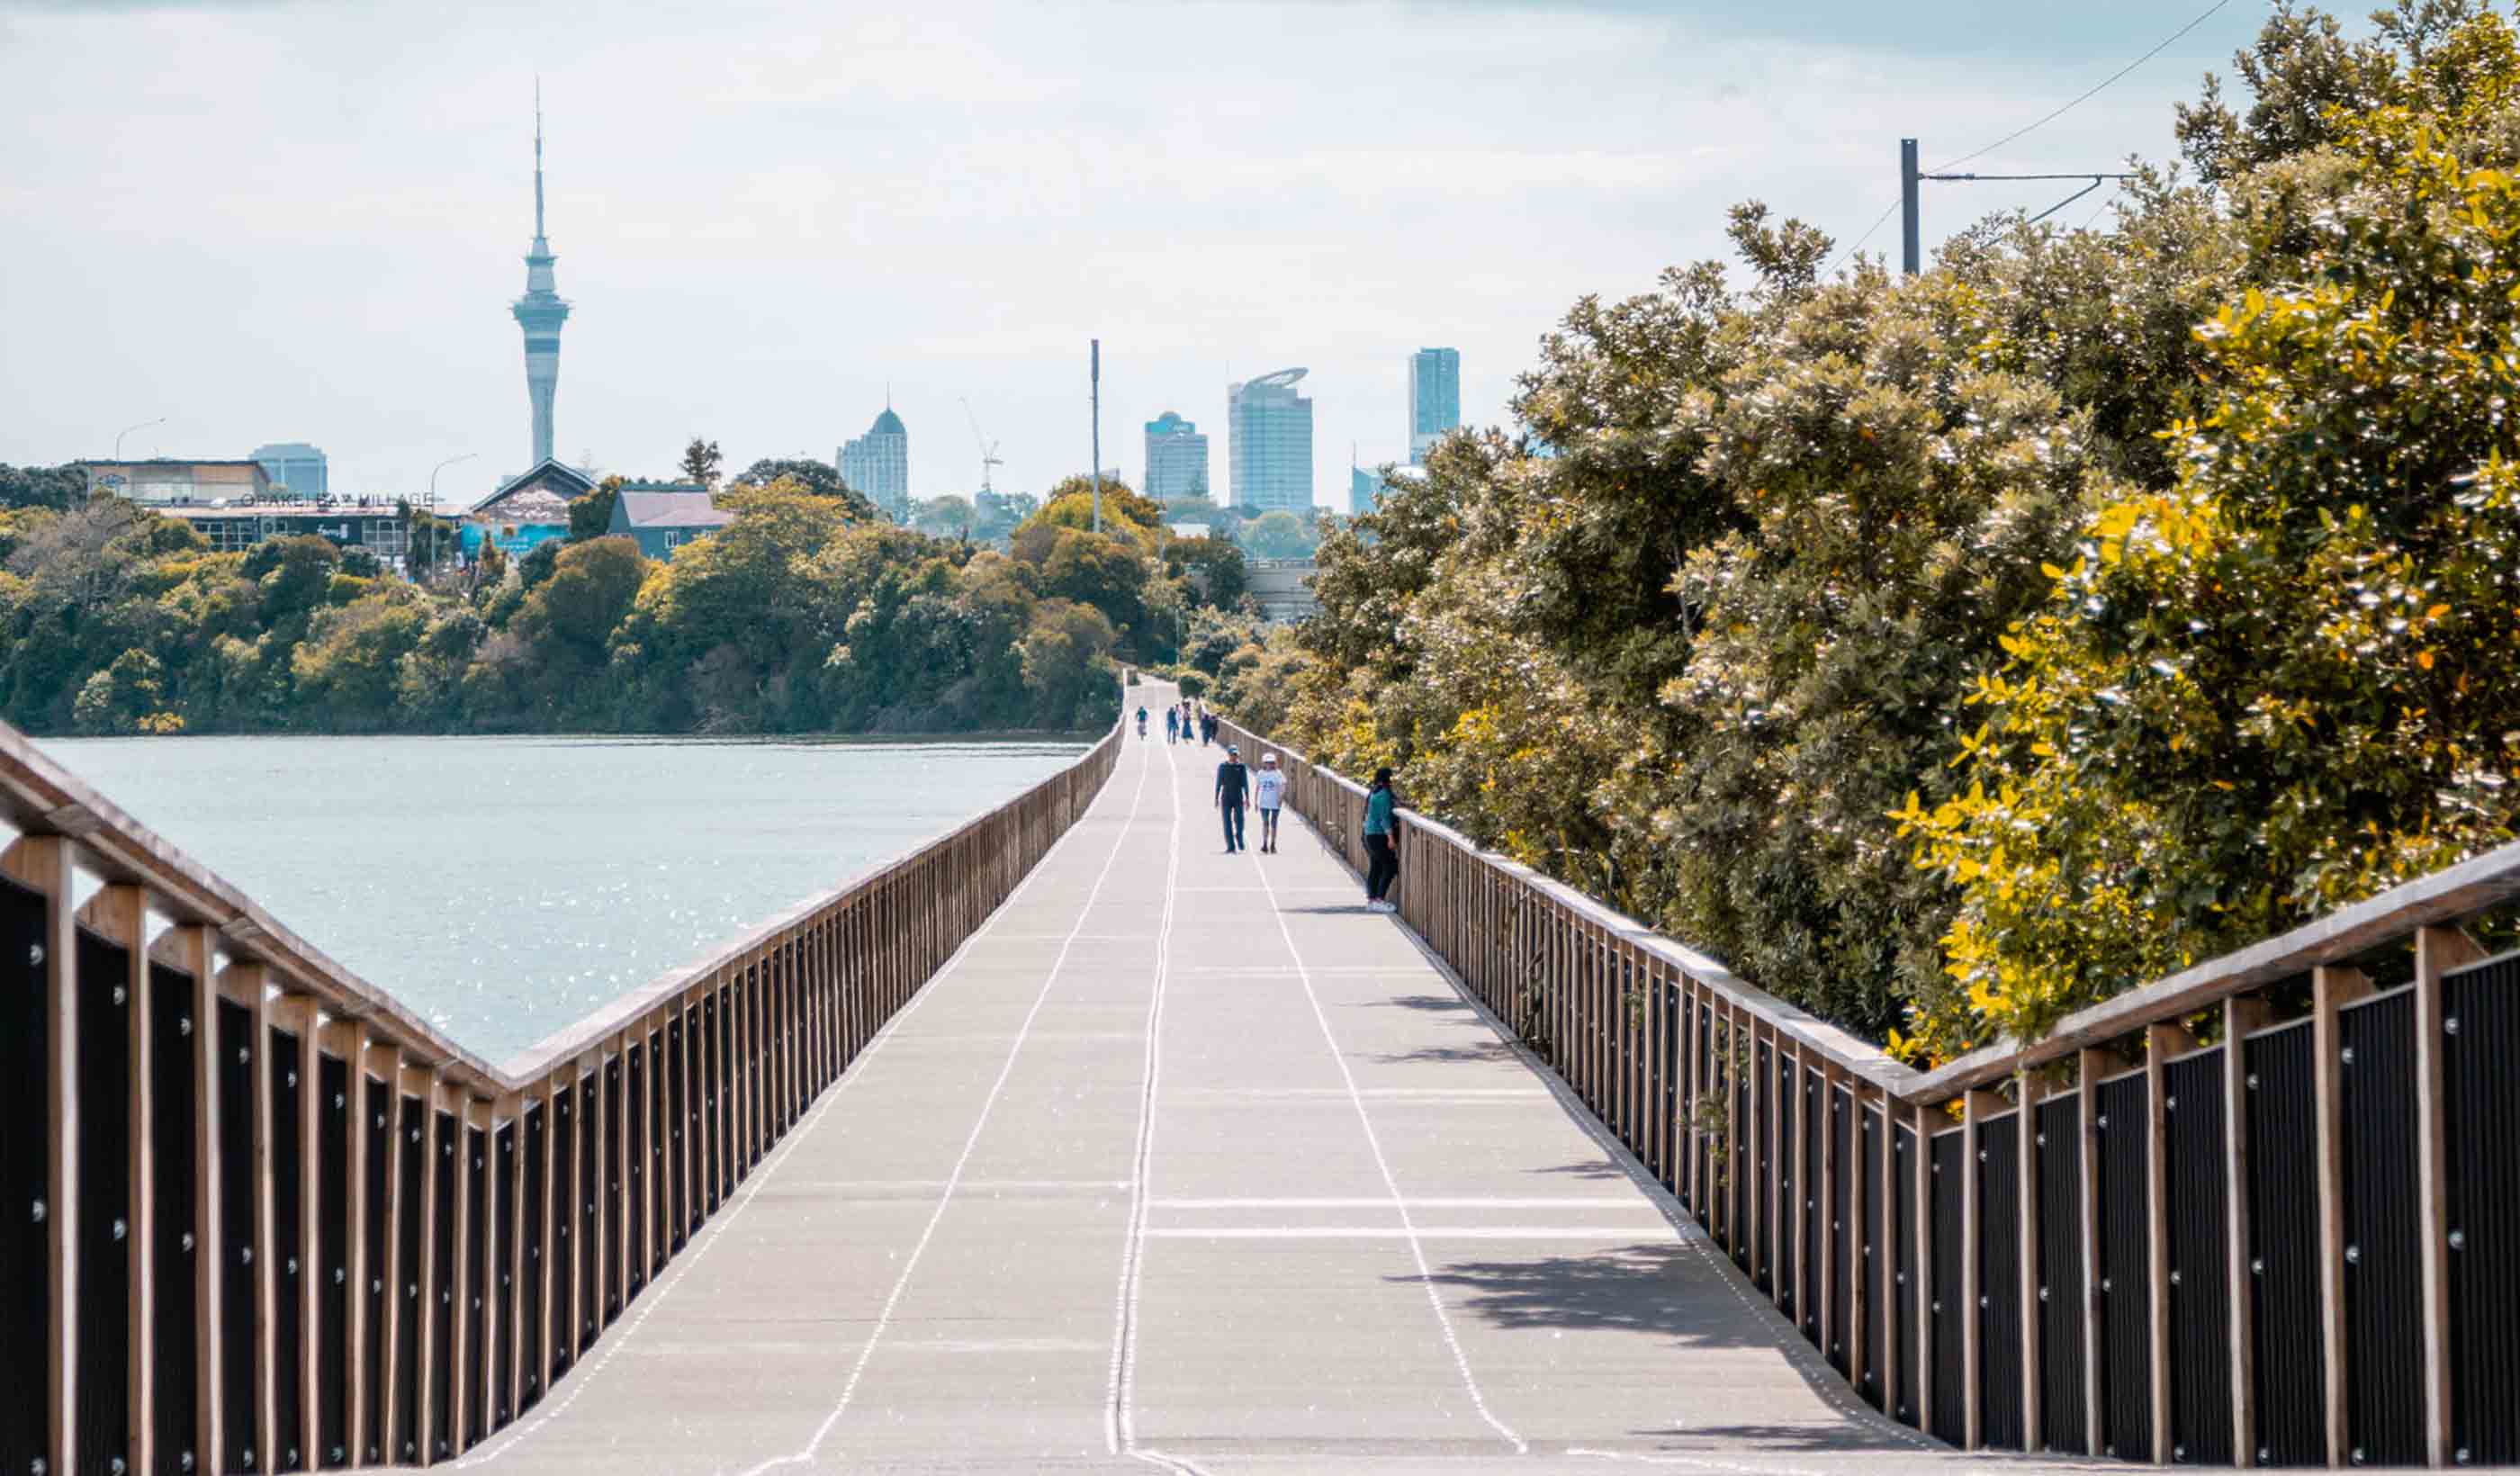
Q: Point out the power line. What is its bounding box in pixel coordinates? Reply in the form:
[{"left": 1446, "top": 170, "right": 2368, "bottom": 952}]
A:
[
  {"left": 1826, "top": 196, "right": 1904, "bottom": 277},
  {"left": 1932, "top": 0, "right": 2237, "bottom": 173}
]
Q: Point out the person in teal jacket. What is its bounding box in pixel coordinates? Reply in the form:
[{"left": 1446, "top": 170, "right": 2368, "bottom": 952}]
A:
[{"left": 1363, "top": 768, "right": 1400, "bottom": 913}]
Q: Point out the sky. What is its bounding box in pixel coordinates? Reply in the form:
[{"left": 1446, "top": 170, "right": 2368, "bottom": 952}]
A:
[{"left": 0, "top": 0, "right": 2278, "bottom": 511}]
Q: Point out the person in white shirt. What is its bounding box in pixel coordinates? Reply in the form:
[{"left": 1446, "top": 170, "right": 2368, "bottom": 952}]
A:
[{"left": 1253, "top": 753, "right": 1287, "bottom": 853}]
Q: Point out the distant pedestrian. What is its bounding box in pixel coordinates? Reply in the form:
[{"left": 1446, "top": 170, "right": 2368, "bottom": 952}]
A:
[
  {"left": 1166, "top": 706, "right": 1181, "bottom": 743},
  {"left": 1216, "top": 744, "right": 1251, "bottom": 852},
  {"left": 1136, "top": 704, "right": 1148, "bottom": 739},
  {"left": 1363, "top": 767, "right": 1400, "bottom": 913},
  {"left": 1254, "top": 752, "right": 1286, "bottom": 853}
]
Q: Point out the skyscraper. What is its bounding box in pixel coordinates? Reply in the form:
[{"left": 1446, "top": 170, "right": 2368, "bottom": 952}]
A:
[
  {"left": 1143, "top": 411, "right": 1210, "bottom": 503},
  {"left": 251, "top": 442, "right": 328, "bottom": 499},
  {"left": 511, "top": 85, "right": 572, "bottom": 469},
  {"left": 1408, "top": 346, "right": 1460, "bottom": 464},
  {"left": 840, "top": 405, "right": 911, "bottom": 522},
  {"left": 1228, "top": 368, "right": 1313, "bottom": 513}
]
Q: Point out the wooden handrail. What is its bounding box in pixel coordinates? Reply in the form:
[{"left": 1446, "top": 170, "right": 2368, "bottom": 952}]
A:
[
  {"left": 1216, "top": 710, "right": 2520, "bottom": 1468},
  {"left": 0, "top": 698, "right": 1126, "bottom": 1475}
]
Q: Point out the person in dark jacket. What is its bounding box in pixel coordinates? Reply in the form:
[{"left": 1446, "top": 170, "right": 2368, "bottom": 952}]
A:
[
  {"left": 1363, "top": 768, "right": 1400, "bottom": 912},
  {"left": 1216, "top": 744, "right": 1251, "bottom": 853}
]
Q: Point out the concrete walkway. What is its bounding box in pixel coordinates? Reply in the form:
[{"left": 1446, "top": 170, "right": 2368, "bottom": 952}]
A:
[{"left": 457, "top": 693, "right": 2038, "bottom": 1474}]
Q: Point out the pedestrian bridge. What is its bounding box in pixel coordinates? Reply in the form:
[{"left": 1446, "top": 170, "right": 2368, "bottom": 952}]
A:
[{"left": 4, "top": 682, "right": 2516, "bottom": 1473}]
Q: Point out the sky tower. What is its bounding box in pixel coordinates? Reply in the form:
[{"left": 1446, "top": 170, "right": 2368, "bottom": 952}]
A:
[{"left": 511, "top": 82, "right": 572, "bottom": 468}]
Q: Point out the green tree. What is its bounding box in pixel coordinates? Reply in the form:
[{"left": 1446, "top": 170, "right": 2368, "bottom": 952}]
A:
[
  {"left": 72, "top": 648, "right": 172, "bottom": 734},
  {"left": 733, "top": 458, "right": 878, "bottom": 522},
  {"left": 1238, "top": 509, "right": 1316, "bottom": 560},
  {"left": 680, "top": 436, "right": 724, "bottom": 489},
  {"left": 1904, "top": 27, "right": 2520, "bottom": 1060},
  {"left": 566, "top": 478, "right": 623, "bottom": 543}
]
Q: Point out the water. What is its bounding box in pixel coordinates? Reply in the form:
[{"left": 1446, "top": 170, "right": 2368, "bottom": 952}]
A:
[{"left": 40, "top": 734, "right": 1090, "bottom": 1064}]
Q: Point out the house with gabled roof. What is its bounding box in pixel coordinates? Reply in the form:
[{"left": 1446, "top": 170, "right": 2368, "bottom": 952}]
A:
[
  {"left": 463, "top": 458, "right": 593, "bottom": 558},
  {"left": 608, "top": 481, "right": 735, "bottom": 559}
]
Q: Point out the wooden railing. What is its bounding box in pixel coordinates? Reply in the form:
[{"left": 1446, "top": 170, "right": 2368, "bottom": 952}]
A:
[
  {"left": 0, "top": 708, "right": 1123, "bottom": 1475},
  {"left": 1216, "top": 715, "right": 2520, "bottom": 1470}
]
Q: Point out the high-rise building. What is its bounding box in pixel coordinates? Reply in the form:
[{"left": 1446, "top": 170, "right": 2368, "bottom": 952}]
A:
[
  {"left": 251, "top": 442, "right": 328, "bottom": 499},
  {"left": 1228, "top": 368, "right": 1313, "bottom": 513},
  {"left": 1143, "top": 411, "right": 1210, "bottom": 503},
  {"left": 840, "top": 405, "right": 911, "bottom": 522},
  {"left": 1408, "top": 346, "right": 1460, "bottom": 464},
  {"left": 511, "top": 86, "right": 572, "bottom": 468}
]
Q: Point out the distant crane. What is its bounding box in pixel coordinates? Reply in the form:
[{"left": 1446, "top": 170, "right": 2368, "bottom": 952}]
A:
[{"left": 961, "top": 398, "right": 1004, "bottom": 498}]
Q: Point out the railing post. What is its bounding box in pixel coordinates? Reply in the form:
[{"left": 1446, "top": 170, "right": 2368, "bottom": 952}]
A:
[
  {"left": 374, "top": 1046, "right": 407, "bottom": 1465},
  {"left": 2018, "top": 1070, "right": 2045, "bottom": 1454},
  {"left": 2076, "top": 1048, "right": 2106, "bottom": 1459},
  {"left": 2414, "top": 925, "right": 2481, "bottom": 1468},
  {"left": 2225, "top": 995, "right": 2267, "bottom": 1469},
  {"left": 1848, "top": 1079, "right": 1869, "bottom": 1405},
  {"left": 1962, "top": 1086, "right": 1992, "bottom": 1451},
  {"left": 410, "top": 1066, "right": 440, "bottom": 1468},
  {"left": 244, "top": 964, "right": 280, "bottom": 1476},
  {"left": 289, "top": 996, "right": 322, "bottom": 1472},
  {"left": 1688, "top": 982, "right": 1708, "bottom": 1230},
  {"left": 1912, "top": 1100, "right": 1937, "bottom": 1438},
  {"left": 82, "top": 883, "right": 153, "bottom": 1476},
  {"left": 1, "top": 833, "right": 78, "bottom": 1476},
  {"left": 1821, "top": 1061, "right": 1842, "bottom": 1372},
  {"left": 340, "top": 1022, "right": 372, "bottom": 1467},
  {"left": 1876, "top": 1081, "right": 1899, "bottom": 1420},
  {"left": 2146, "top": 1022, "right": 2187, "bottom": 1464}
]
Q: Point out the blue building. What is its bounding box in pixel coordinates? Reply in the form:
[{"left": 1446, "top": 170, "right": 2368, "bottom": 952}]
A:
[
  {"left": 464, "top": 458, "right": 592, "bottom": 558},
  {"left": 1228, "top": 368, "right": 1313, "bottom": 513},
  {"left": 608, "top": 482, "right": 734, "bottom": 558},
  {"left": 1408, "top": 347, "right": 1460, "bottom": 464},
  {"left": 1144, "top": 411, "right": 1210, "bottom": 502},
  {"left": 840, "top": 405, "right": 911, "bottom": 523}
]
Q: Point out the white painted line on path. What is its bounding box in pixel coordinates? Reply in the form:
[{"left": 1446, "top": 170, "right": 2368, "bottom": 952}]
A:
[
  {"left": 1110, "top": 724, "right": 1187, "bottom": 1468},
  {"left": 455, "top": 750, "right": 1138, "bottom": 1472},
  {"left": 1246, "top": 831, "right": 1528, "bottom": 1454},
  {"left": 1149, "top": 1196, "right": 1654, "bottom": 1210},
  {"left": 725, "top": 737, "right": 1160, "bottom": 1476},
  {"left": 1141, "top": 1226, "right": 1685, "bottom": 1240}
]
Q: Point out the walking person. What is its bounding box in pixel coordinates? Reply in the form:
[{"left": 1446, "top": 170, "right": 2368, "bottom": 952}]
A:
[
  {"left": 1137, "top": 703, "right": 1148, "bottom": 739},
  {"left": 1215, "top": 743, "right": 1250, "bottom": 854},
  {"left": 1363, "top": 767, "right": 1400, "bottom": 913},
  {"left": 1254, "top": 752, "right": 1286, "bottom": 853},
  {"left": 1165, "top": 706, "right": 1180, "bottom": 743}
]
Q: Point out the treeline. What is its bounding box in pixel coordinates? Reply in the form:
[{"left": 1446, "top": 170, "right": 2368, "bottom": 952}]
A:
[
  {"left": 1228, "top": 1, "right": 2520, "bottom": 1065},
  {"left": 0, "top": 469, "right": 1256, "bottom": 739}
]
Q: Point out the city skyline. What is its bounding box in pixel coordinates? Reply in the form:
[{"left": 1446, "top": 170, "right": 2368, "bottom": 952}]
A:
[{"left": 0, "top": 2, "right": 2257, "bottom": 509}]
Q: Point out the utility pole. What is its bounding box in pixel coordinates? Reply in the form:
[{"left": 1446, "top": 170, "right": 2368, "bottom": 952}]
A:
[
  {"left": 1899, "top": 136, "right": 2132, "bottom": 276},
  {"left": 1901, "top": 139, "right": 1922, "bottom": 277},
  {"left": 1090, "top": 338, "right": 1103, "bottom": 534}
]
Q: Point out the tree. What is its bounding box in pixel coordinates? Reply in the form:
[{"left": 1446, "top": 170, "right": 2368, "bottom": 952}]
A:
[
  {"left": 1903, "top": 24, "right": 2520, "bottom": 1060},
  {"left": 913, "top": 495, "right": 976, "bottom": 540},
  {"left": 72, "top": 649, "right": 173, "bottom": 734},
  {"left": 680, "top": 437, "right": 724, "bottom": 489},
  {"left": 0, "top": 464, "right": 88, "bottom": 511},
  {"left": 566, "top": 478, "right": 622, "bottom": 542},
  {"left": 1238, "top": 509, "right": 1315, "bottom": 560},
  {"left": 1164, "top": 535, "right": 1247, "bottom": 609},
  {"left": 733, "top": 458, "right": 878, "bottom": 523}
]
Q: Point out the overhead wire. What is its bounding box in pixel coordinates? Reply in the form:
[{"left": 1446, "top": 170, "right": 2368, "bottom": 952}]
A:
[
  {"left": 1930, "top": 0, "right": 2237, "bottom": 173},
  {"left": 1824, "top": 196, "right": 1904, "bottom": 278}
]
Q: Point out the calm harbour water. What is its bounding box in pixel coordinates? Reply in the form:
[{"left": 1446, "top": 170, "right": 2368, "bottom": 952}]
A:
[{"left": 41, "top": 734, "right": 1089, "bottom": 1063}]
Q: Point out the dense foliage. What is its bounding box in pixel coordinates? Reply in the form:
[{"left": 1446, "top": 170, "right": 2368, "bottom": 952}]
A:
[
  {"left": 0, "top": 472, "right": 1245, "bottom": 739},
  {"left": 1238, "top": 0, "right": 2520, "bottom": 1061}
]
